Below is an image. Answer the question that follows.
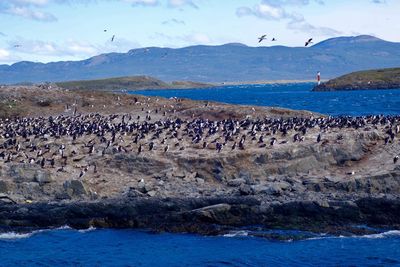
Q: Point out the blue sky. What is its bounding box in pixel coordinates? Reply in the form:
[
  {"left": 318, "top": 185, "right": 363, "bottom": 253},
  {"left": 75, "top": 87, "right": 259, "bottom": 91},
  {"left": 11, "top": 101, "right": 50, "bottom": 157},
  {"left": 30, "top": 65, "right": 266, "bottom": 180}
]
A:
[{"left": 0, "top": 0, "right": 399, "bottom": 64}]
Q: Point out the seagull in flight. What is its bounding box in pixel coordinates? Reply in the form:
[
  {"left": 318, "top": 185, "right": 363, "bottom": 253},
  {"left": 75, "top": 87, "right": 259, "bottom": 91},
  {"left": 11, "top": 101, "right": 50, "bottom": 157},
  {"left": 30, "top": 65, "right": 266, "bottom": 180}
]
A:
[
  {"left": 258, "top": 34, "right": 267, "bottom": 43},
  {"left": 111, "top": 35, "right": 115, "bottom": 42},
  {"left": 305, "top": 38, "right": 313, "bottom": 47}
]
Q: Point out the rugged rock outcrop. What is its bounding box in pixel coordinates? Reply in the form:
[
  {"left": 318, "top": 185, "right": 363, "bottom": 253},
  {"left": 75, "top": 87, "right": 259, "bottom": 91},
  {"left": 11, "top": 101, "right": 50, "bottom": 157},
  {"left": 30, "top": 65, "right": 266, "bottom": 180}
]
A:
[{"left": 0, "top": 197, "right": 399, "bottom": 236}]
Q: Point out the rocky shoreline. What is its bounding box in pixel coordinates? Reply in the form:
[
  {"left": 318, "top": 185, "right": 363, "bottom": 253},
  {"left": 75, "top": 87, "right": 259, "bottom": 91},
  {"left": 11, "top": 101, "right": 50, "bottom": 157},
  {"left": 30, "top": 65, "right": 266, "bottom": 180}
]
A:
[
  {"left": 0, "top": 85, "right": 400, "bottom": 238},
  {"left": 313, "top": 81, "right": 400, "bottom": 91},
  {"left": 1, "top": 196, "right": 400, "bottom": 237}
]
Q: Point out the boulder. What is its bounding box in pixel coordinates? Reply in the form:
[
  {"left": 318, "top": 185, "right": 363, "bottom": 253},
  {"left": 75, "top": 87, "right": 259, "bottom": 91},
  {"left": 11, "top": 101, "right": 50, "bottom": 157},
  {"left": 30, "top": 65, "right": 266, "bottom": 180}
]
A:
[
  {"left": 0, "top": 193, "right": 16, "bottom": 204},
  {"left": 9, "top": 164, "right": 52, "bottom": 184},
  {"left": 185, "top": 172, "right": 198, "bottom": 181},
  {"left": 63, "top": 180, "right": 87, "bottom": 197},
  {"left": 137, "top": 180, "right": 152, "bottom": 194},
  {"left": 252, "top": 182, "right": 290, "bottom": 196},
  {"left": 0, "top": 180, "right": 9, "bottom": 193},
  {"left": 193, "top": 203, "right": 232, "bottom": 223},
  {"left": 239, "top": 184, "right": 253, "bottom": 195},
  {"left": 34, "top": 171, "right": 53, "bottom": 184},
  {"left": 123, "top": 187, "right": 145, "bottom": 198},
  {"left": 9, "top": 164, "right": 37, "bottom": 183},
  {"left": 228, "top": 178, "right": 246, "bottom": 187},
  {"left": 196, "top": 178, "right": 205, "bottom": 184},
  {"left": 147, "top": 190, "right": 157, "bottom": 197},
  {"left": 238, "top": 171, "right": 251, "bottom": 183}
]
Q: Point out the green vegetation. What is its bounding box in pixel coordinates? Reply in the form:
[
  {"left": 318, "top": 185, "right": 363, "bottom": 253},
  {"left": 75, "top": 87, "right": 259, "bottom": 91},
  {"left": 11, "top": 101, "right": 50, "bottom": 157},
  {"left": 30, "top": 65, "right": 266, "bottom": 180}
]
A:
[
  {"left": 56, "top": 76, "right": 212, "bottom": 91},
  {"left": 313, "top": 68, "right": 400, "bottom": 91}
]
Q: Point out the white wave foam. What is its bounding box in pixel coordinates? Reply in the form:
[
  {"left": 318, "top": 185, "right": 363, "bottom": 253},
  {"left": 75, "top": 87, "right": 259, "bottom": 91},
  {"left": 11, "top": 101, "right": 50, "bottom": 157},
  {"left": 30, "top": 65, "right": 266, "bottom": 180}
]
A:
[
  {"left": 223, "top": 230, "right": 249, "bottom": 238},
  {"left": 360, "top": 230, "right": 400, "bottom": 239},
  {"left": 78, "top": 226, "right": 96, "bottom": 233},
  {"left": 306, "top": 230, "right": 400, "bottom": 241},
  {"left": 0, "top": 232, "right": 32, "bottom": 240},
  {"left": 0, "top": 225, "right": 74, "bottom": 240},
  {"left": 54, "top": 225, "right": 72, "bottom": 231}
]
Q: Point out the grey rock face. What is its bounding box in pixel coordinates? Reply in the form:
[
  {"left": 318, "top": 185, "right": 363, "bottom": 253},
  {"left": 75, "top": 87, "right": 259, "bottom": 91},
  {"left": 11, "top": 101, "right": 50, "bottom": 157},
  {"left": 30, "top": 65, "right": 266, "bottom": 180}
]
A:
[
  {"left": 63, "top": 180, "right": 88, "bottom": 197},
  {"left": 0, "top": 180, "right": 9, "bottom": 193},
  {"left": 9, "top": 164, "right": 52, "bottom": 185}
]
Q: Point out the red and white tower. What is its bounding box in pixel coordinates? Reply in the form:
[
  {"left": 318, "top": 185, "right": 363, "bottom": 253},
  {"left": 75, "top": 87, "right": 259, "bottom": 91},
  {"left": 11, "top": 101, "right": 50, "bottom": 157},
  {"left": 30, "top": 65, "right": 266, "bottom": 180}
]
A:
[{"left": 317, "top": 71, "right": 321, "bottom": 85}]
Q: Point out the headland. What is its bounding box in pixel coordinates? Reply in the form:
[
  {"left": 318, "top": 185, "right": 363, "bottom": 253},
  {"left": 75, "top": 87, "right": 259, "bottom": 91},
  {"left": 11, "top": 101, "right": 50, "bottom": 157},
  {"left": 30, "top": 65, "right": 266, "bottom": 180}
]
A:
[
  {"left": 313, "top": 68, "right": 400, "bottom": 91},
  {"left": 0, "top": 84, "right": 399, "bottom": 237}
]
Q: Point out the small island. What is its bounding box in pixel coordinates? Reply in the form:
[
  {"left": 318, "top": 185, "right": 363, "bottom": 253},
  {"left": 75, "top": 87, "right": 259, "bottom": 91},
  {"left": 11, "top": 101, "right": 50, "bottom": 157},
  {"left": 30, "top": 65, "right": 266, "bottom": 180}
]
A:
[
  {"left": 313, "top": 68, "right": 400, "bottom": 91},
  {"left": 55, "top": 76, "right": 213, "bottom": 91}
]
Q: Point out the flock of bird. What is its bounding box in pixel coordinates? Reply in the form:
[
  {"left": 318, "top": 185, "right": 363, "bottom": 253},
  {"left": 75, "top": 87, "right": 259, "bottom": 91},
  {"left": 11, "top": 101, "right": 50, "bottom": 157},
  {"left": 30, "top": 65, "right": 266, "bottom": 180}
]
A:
[
  {"left": 12, "top": 32, "right": 311, "bottom": 50},
  {"left": 0, "top": 111, "right": 399, "bottom": 177},
  {"left": 258, "top": 35, "right": 313, "bottom": 47}
]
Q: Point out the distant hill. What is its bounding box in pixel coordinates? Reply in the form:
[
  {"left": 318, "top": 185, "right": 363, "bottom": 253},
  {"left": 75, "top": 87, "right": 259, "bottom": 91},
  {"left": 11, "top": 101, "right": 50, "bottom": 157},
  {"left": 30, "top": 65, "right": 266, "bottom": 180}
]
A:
[
  {"left": 1, "top": 35, "right": 400, "bottom": 84},
  {"left": 313, "top": 68, "right": 400, "bottom": 91},
  {"left": 56, "top": 76, "right": 212, "bottom": 91}
]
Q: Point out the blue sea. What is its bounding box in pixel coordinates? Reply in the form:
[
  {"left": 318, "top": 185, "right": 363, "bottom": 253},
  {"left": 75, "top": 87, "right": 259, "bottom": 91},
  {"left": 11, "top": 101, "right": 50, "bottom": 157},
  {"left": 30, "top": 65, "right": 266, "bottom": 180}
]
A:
[
  {"left": 1, "top": 228, "right": 400, "bottom": 266},
  {"left": 2, "top": 84, "right": 400, "bottom": 266},
  {"left": 132, "top": 83, "right": 400, "bottom": 116}
]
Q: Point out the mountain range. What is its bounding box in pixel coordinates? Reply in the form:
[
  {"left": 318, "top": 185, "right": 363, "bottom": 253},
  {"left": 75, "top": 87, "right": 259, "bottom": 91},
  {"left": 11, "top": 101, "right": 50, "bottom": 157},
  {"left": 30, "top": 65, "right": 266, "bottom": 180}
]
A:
[{"left": 1, "top": 35, "right": 400, "bottom": 84}]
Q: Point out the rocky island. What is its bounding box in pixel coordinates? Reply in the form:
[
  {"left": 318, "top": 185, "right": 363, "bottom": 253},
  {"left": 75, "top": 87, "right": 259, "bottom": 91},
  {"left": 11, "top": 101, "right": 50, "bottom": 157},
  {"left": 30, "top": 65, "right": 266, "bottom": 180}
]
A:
[
  {"left": 0, "top": 84, "right": 399, "bottom": 237},
  {"left": 313, "top": 68, "right": 400, "bottom": 91}
]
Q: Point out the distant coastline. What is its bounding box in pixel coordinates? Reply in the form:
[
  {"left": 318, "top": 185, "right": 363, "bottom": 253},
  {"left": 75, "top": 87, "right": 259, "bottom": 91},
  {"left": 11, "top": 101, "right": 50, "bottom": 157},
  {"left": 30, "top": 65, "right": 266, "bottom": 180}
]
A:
[
  {"left": 54, "top": 75, "right": 319, "bottom": 92},
  {"left": 313, "top": 68, "right": 400, "bottom": 91}
]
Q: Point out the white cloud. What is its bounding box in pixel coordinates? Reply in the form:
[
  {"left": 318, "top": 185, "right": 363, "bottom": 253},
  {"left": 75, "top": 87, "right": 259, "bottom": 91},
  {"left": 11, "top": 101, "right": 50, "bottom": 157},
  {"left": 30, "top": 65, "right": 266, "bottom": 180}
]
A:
[
  {"left": 0, "top": 49, "right": 10, "bottom": 59},
  {"left": 168, "top": 0, "right": 198, "bottom": 9},
  {"left": 183, "top": 33, "right": 210, "bottom": 44},
  {"left": 151, "top": 32, "right": 211, "bottom": 46},
  {"left": 7, "top": 37, "right": 140, "bottom": 61},
  {"left": 371, "top": 0, "right": 386, "bottom": 3},
  {"left": 236, "top": 0, "right": 339, "bottom": 37},
  {"left": 261, "top": 0, "right": 323, "bottom": 6},
  {"left": 0, "top": 0, "right": 200, "bottom": 22},
  {"left": 237, "top": 3, "right": 287, "bottom": 20},
  {"left": 287, "top": 15, "right": 341, "bottom": 36},
  {"left": 124, "top": 0, "right": 159, "bottom": 7},
  {"left": 4, "top": 6, "right": 57, "bottom": 21},
  {"left": 0, "top": 48, "right": 21, "bottom": 64},
  {"left": 162, "top": 18, "right": 186, "bottom": 25}
]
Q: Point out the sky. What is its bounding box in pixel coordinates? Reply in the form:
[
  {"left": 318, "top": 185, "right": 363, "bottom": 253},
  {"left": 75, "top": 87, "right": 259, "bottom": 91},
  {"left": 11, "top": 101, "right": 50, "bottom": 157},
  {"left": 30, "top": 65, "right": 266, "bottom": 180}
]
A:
[{"left": 0, "top": 0, "right": 399, "bottom": 65}]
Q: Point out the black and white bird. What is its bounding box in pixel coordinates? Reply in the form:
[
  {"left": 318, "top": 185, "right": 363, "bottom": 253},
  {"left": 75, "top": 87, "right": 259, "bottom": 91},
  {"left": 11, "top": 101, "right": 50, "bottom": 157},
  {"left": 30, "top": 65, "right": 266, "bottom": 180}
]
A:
[{"left": 394, "top": 155, "right": 399, "bottom": 164}]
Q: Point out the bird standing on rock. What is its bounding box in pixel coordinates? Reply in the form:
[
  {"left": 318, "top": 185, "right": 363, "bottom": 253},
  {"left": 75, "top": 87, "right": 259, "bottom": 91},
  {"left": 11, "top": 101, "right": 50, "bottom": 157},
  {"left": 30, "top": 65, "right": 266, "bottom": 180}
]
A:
[{"left": 394, "top": 155, "right": 399, "bottom": 164}]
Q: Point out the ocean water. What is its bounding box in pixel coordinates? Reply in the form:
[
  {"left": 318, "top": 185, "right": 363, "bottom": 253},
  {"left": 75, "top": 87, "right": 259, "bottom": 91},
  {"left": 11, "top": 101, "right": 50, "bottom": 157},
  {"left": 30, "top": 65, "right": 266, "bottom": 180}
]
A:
[
  {"left": 2, "top": 84, "right": 400, "bottom": 266},
  {"left": 1, "top": 228, "right": 400, "bottom": 266},
  {"left": 132, "top": 83, "right": 400, "bottom": 116}
]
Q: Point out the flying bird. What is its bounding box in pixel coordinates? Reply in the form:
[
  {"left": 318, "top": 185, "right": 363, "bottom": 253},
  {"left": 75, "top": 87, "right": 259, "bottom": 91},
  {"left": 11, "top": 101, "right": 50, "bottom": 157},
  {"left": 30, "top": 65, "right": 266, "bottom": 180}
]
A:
[
  {"left": 111, "top": 35, "right": 115, "bottom": 42},
  {"left": 258, "top": 34, "right": 267, "bottom": 43},
  {"left": 104, "top": 29, "right": 107, "bottom": 32},
  {"left": 305, "top": 38, "right": 313, "bottom": 47},
  {"left": 271, "top": 38, "right": 277, "bottom": 41},
  {"left": 14, "top": 44, "right": 21, "bottom": 48}
]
